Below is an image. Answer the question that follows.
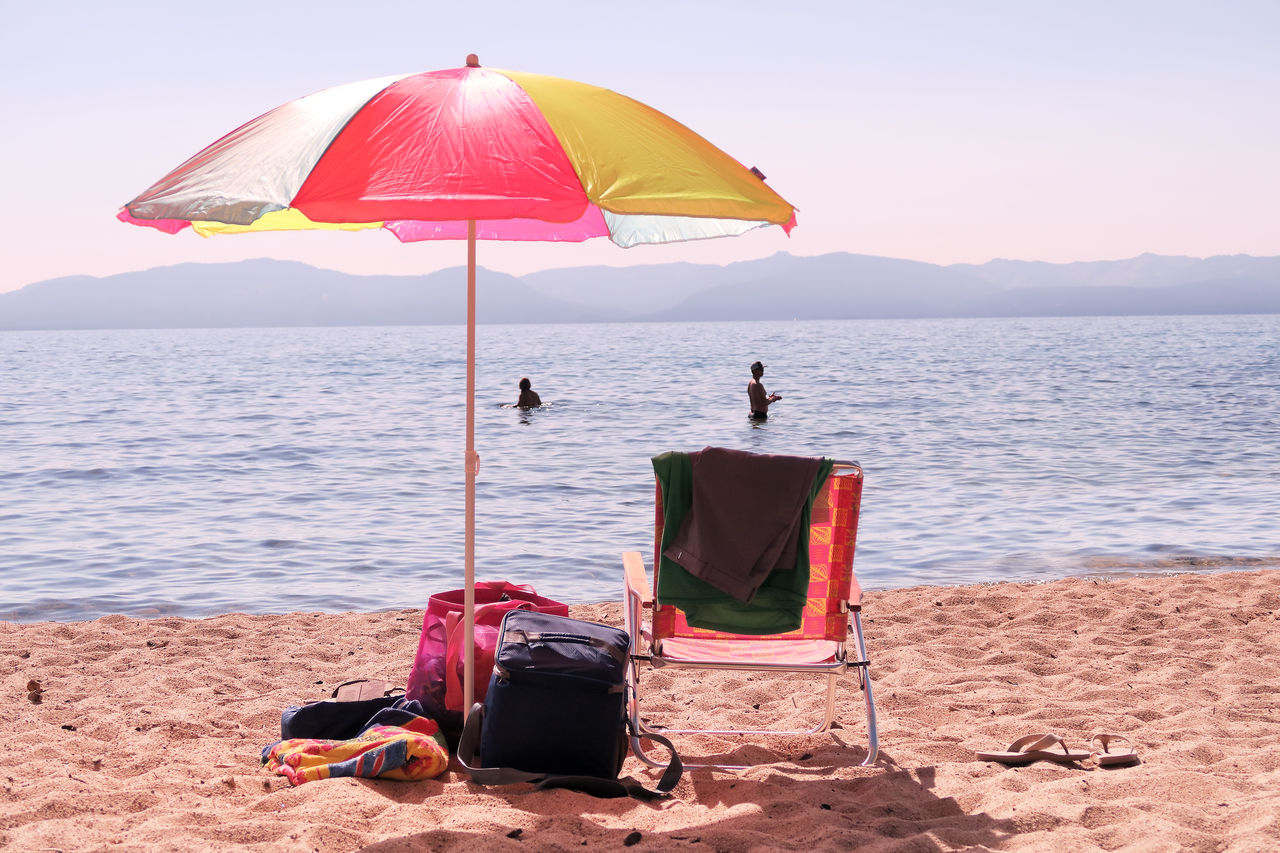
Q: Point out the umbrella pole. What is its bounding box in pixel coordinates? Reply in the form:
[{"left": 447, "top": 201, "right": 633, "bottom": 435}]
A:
[{"left": 463, "top": 220, "right": 477, "bottom": 720}]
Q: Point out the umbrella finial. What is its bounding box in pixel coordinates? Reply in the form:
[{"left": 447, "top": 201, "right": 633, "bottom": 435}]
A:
[{"left": 466, "top": 54, "right": 480, "bottom": 68}]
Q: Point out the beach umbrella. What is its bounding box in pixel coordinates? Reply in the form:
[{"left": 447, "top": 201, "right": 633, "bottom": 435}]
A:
[{"left": 118, "top": 55, "right": 796, "bottom": 717}]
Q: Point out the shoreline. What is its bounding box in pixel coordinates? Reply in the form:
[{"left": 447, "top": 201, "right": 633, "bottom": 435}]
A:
[
  {"left": 3, "top": 570, "right": 1278, "bottom": 851},
  {"left": 8, "top": 559, "right": 1280, "bottom": 626}
]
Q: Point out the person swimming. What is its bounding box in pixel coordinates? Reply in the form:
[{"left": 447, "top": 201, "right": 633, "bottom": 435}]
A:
[{"left": 516, "top": 377, "right": 542, "bottom": 408}]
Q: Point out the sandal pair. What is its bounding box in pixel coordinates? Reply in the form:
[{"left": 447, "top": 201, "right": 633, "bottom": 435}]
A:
[{"left": 977, "top": 732, "right": 1139, "bottom": 766}]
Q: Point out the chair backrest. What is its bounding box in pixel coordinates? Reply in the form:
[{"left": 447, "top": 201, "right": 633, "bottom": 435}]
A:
[{"left": 651, "top": 462, "right": 864, "bottom": 643}]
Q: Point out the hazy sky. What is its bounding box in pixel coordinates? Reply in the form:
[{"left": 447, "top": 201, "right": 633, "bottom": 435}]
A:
[{"left": 3, "top": 1, "right": 1277, "bottom": 293}]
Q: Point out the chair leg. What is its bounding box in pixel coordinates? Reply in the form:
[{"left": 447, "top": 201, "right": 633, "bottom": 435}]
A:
[
  {"left": 851, "top": 610, "right": 879, "bottom": 765},
  {"left": 627, "top": 662, "right": 671, "bottom": 769},
  {"left": 822, "top": 673, "right": 837, "bottom": 732}
]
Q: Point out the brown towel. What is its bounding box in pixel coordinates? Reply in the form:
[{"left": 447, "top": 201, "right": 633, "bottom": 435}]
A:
[{"left": 663, "top": 447, "right": 824, "bottom": 603}]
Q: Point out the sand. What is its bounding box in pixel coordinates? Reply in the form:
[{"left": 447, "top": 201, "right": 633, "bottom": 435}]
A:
[{"left": 2, "top": 569, "right": 1278, "bottom": 852}]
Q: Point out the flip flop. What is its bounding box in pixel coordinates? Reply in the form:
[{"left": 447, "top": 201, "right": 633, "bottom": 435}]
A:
[
  {"left": 976, "top": 733, "right": 1090, "bottom": 765},
  {"left": 1091, "top": 733, "right": 1140, "bottom": 766}
]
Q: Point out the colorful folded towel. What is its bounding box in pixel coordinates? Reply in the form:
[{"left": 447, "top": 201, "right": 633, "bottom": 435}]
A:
[{"left": 262, "top": 713, "right": 449, "bottom": 786}]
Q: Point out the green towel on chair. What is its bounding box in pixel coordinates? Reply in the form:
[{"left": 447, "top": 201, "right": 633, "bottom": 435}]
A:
[{"left": 652, "top": 451, "right": 833, "bottom": 635}]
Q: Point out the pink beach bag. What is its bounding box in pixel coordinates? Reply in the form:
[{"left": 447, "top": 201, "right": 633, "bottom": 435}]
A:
[{"left": 405, "top": 581, "right": 568, "bottom": 738}]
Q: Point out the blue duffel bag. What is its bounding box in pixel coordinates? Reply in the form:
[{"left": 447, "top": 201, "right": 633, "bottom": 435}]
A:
[{"left": 458, "top": 609, "right": 681, "bottom": 799}]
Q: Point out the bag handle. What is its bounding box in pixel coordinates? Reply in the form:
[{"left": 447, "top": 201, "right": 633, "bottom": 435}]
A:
[
  {"left": 457, "top": 703, "right": 682, "bottom": 800},
  {"left": 442, "top": 601, "right": 533, "bottom": 712},
  {"left": 475, "top": 580, "right": 538, "bottom": 597}
]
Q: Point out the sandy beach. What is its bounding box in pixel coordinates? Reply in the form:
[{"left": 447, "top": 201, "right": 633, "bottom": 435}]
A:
[{"left": 3, "top": 569, "right": 1278, "bottom": 852}]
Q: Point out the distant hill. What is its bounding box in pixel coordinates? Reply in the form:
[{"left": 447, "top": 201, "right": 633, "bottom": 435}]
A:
[
  {"left": 950, "top": 252, "right": 1280, "bottom": 291},
  {"left": 2, "top": 252, "right": 1277, "bottom": 330},
  {"left": 0, "top": 260, "right": 604, "bottom": 330},
  {"left": 520, "top": 262, "right": 731, "bottom": 315},
  {"left": 645, "top": 254, "right": 1001, "bottom": 321}
]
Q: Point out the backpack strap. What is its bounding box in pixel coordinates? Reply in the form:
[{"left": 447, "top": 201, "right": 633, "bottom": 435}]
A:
[{"left": 457, "top": 703, "right": 681, "bottom": 800}]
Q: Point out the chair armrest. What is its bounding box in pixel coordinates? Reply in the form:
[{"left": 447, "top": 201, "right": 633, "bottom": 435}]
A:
[{"left": 622, "top": 551, "right": 653, "bottom": 606}]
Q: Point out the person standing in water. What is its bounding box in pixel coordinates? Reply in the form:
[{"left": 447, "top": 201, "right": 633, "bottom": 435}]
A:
[
  {"left": 516, "top": 377, "right": 542, "bottom": 408},
  {"left": 747, "top": 361, "right": 780, "bottom": 420}
]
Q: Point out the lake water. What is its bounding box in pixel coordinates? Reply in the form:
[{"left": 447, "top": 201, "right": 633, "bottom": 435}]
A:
[{"left": 2, "top": 314, "right": 1278, "bottom": 622}]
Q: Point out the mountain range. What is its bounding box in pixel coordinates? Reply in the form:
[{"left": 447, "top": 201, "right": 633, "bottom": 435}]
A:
[{"left": 2, "top": 252, "right": 1278, "bottom": 330}]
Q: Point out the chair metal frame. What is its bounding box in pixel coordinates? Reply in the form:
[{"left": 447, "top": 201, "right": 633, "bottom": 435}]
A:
[{"left": 623, "top": 460, "right": 878, "bottom": 769}]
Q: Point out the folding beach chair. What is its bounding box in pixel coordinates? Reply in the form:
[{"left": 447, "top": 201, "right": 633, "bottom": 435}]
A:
[{"left": 622, "top": 456, "right": 878, "bottom": 769}]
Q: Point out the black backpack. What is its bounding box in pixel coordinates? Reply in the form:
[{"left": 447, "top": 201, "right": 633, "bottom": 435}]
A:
[{"left": 458, "top": 610, "right": 681, "bottom": 798}]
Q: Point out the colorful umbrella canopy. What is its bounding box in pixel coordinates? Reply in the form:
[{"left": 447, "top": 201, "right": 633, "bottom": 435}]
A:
[
  {"left": 119, "top": 56, "right": 795, "bottom": 245},
  {"left": 119, "top": 55, "right": 796, "bottom": 717}
]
